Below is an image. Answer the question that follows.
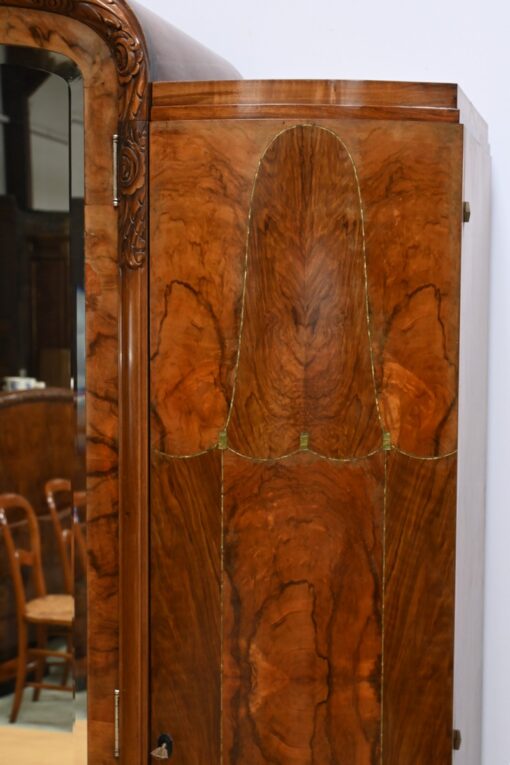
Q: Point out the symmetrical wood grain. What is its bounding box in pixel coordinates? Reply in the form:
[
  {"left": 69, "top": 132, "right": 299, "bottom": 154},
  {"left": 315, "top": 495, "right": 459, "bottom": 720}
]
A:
[
  {"left": 149, "top": 82, "right": 486, "bottom": 765},
  {"left": 150, "top": 450, "right": 221, "bottom": 764},
  {"left": 223, "top": 451, "right": 384, "bottom": 765},
  {"left": 383, "top": 451, "right": 457, "bottom": 763},
  {"left": 227, "top": 125, "right": 381, "bottom": 458}
]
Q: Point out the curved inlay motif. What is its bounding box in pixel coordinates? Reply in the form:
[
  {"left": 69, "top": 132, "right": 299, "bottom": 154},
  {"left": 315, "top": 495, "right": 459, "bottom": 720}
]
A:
[{"left": 227, "top": 125, "right": 382, "bottom": 458}]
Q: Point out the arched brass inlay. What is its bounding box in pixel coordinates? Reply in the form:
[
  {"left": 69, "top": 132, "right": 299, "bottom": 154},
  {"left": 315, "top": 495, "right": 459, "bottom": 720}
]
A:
[{"left": 226, "top": 124, "right": 382, "bottom": 459}]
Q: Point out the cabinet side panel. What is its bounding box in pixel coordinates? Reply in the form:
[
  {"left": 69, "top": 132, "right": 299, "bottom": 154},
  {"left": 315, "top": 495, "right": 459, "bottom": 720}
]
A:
[
  {"left": 453, "top": 128, "right": 491, "bottom": 764},
  {"left": 384, "top": 451, "right": 457, "bottom": 763}
]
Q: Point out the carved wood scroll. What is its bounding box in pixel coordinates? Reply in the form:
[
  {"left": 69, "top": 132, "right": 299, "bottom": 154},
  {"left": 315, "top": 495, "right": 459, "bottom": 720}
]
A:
[{"left": 0, "top": 0, "right": 150, "bottom": 268}]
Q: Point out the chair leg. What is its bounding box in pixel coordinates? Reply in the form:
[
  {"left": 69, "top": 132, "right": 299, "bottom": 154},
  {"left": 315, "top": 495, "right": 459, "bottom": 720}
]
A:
[
  {"left": 32, "top": 625, "right": 47, "bottom": 701},
  {"left": 10, "top": 621, "right": 28, "bottom": 723},
  {"left": 62, "top": 630, "right": 73, "bottom": 688}
]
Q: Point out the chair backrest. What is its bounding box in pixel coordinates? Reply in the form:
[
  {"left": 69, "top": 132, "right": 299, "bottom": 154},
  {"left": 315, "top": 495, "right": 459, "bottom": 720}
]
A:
[
  {"left": 0, "top": 493, "right": 46, "bottom": 618},
  {"left": 44, "top": 478, "right": 73, "bottom": 594},
  {"left": 73, "top": 490, "right": 87, "bottom": 577}
]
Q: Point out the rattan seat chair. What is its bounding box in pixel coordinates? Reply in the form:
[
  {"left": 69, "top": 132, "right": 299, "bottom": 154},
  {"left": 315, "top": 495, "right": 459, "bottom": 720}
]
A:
[{"left": 0, "top": 493, "right": 74, "bottom": 723}]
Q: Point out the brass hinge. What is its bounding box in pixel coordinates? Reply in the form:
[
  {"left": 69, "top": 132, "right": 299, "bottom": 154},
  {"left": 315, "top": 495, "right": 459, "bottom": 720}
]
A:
[
  {"left": 112, "top": 134, "right": 119, "bottom": 208},
  {"left": 453, "top": 728, "right": 462, "bottom": 750},
  {"left": 463, "top": 201, "right": 471, "bottom": 223},
  {"left": 114, "top": 689, "right": 120, "bottom": 758}
]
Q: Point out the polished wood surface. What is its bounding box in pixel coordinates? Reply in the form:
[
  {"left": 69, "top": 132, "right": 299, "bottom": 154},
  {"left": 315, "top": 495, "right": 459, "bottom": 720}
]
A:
[
  {"left": 383, "top": 453, "right": 457, "bottom": 762},
  {"left": 223, "top": 451, "right": 383, "bottom": 764},
  {"left": 149, "top": 88, "right": 477, "bottom": 762},
  {"left": 151, "top": 82, "right": 488, "bottom": 148},
  {"left": 151, "top": 451, "right": 221, "bottom": 764},
  {"left": 153, "top": 79, "right": 460, "bottom": 109},
  {"left": 227, "top": 125, "right": 381, "bottom": 458},
  {"left": 150, "top": 116, "right": 463, "bottom": 459}
]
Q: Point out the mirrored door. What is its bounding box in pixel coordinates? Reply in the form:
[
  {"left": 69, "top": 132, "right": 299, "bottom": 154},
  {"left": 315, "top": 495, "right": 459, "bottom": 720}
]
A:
[{"left": 0, "top": 44, "right": 87, "bottom": 764}]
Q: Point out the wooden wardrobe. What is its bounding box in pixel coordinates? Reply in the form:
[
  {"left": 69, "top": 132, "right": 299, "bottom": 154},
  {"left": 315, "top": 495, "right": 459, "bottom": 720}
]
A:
[{"left": 0, "top": 3, "right": 490, "bottom": 764}]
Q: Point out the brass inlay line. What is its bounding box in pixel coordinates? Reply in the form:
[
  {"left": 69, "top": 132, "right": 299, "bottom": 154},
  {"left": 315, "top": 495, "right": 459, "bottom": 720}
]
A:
[
  {"left": 222, "top": 123, "right": 386, "bottom": 453},
  {"left": 393, "top": 446, "right": 458, "bottom": 461},
  {"left": 152, "top": 445, "right": 218, "bottom": 461},
  {"left": 225, "top": 444, "right": 382, "bottom": 464},
  {"left": 150, "top": 124, "right": 459, "bottom": 763},
  {"left": 222, "top": 126, "right": 277, "bottom": 433},
  {"left": 220, "top": 449, "right": 225, "bottom": 765},
  {"left": 380, "top": 450, "right": 388, "bottom": 764},
  {"left": 152, "top": 443, "right": 457, "bottom": 463},
  {"left": 325, "top": 123, "right": 386, "bottom": 438}
]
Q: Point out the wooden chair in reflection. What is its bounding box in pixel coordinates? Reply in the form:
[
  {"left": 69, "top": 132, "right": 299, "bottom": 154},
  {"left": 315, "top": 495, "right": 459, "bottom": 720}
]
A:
[
  {"left": 45, "top": 479, "right": 88, "bottom": 685},
  {"left": 0, "top": 493, "right": 74, "bottom": 723},
  {"left": 44, "top": 478, "right": 73, "bottom": 594},
  {"left": 45, "top": 479, "right": 87, "bottom": 582}
]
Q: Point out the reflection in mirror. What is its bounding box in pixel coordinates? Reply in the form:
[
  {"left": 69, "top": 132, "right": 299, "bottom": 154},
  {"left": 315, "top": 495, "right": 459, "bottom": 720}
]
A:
[{"left": 0, "top": 45, "right": 86, "bottom": 763}]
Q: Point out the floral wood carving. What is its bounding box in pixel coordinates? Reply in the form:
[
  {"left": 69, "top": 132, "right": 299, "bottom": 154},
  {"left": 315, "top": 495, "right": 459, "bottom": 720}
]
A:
[{"left": 0, "top": 0, "right": 149, "bottom": 268}]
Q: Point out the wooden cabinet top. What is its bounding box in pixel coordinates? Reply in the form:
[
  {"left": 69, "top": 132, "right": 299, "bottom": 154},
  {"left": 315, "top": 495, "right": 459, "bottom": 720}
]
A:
[{"left": 151, "top": 79, "right": 488, "bottom": 142}]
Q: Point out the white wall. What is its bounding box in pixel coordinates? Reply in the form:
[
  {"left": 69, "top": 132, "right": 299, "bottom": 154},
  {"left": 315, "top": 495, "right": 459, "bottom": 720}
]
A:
[{"left": 136, "top": 2, "right": 510, "bottom": 762}]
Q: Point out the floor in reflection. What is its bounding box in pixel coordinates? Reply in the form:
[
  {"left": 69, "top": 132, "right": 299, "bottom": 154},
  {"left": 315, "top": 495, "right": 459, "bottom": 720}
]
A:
[
  {"left": 0, "top": 664, "right": 87, "bottom": 763},
  {"left": 0, "top": 722, "right": 86, "bottom": 765},
  {"left": 0, "top": 686, "right": 86, "bottom": 730}
]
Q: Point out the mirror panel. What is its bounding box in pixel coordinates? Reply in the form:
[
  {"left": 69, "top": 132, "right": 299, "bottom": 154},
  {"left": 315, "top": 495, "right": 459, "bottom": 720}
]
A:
[{"left": 0, "top": 44, "right": 86, "bottom": 763}]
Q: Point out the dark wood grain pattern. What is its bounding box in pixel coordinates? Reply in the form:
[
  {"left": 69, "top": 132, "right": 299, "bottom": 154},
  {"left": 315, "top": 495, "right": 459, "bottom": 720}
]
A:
[
  {"left": 150, "top": 124, "right": 260, "bottom": 455},
  {"left": 152, "top": 79, "right": 460, "bottom": 110},
  {"left": 357, "top": 122, "right": 463, "bottom": 456},
  {"left": 149, "top": 84, "right": 487, "bottom": 765},
  {"left": 228, "top": 125, "right": 381, "bottom": 458},
  {"left": 383, "top": 451, "right": 457, "bottom": 763},
  {"left": 223, "top": 451, "right": 384, "bottom": 764},
  {"left": 150, "top": 450, "right": 221, "bottom": 764},
  {"left": 84, "top": 203, "right": 121, "bottom": 765}
]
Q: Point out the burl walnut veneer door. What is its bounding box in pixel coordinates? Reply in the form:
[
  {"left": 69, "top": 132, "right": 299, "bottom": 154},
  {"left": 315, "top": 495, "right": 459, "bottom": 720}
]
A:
[{"left": 150, "top": 117, "right": 462, "bottom": 763}]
